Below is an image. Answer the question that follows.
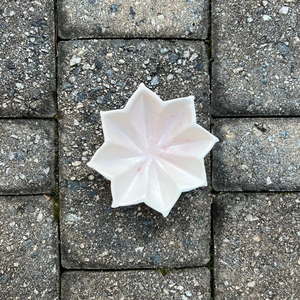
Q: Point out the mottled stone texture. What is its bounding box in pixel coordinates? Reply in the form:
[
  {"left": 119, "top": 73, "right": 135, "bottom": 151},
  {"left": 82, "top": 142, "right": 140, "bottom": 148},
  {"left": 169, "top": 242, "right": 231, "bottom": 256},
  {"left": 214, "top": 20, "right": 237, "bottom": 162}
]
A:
[
  {"left": 0, "top": 120, "right": 56, "bottom": 195},
  {"left": 0, "top": 196, "right": 59, "bottom": 300},
  {"left": 60, "top": 186, "right": 211, "bottom": 269},
  {"left": 212, "top": 0, "right": 300, "bottom": 116},
  {"left": 212, "top": 118, "right": 300, "bottom": 191},
  {"left": 58, "top": 0, "right": 208, "bottom": 39},
  {"left": 61, "top": 268, "right": 211, "bottom": 300},
  {"left": 58, "top": 40, "right": 210, "bottom": 125},
  {"left": 58, "top": 39, "right": 211, "bottom": 269},
  {"left": 0, "top": 0, "right": 56, "bottom": 117},
  {"left": 214, "top": 193, "right": 300, "bottom": 300}
]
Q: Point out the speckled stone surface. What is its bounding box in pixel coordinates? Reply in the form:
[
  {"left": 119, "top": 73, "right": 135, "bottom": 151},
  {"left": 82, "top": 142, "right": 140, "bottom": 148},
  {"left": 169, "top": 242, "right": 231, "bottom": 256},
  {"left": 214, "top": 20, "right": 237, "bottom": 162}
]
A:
[
  {"left": 0, "top": 196, "right": 59, "bottom": 300},
  {"left": 212, "top": 118, "right": 300, "bottom": 191},
  {"left": 60, "top": 186, "right": 211, "bottom": 269},
  {"left": 0, "top": 0, "right": 56, "bottom": 117},
  {"left": 57, "top": 0, "right": 208, "bottom": 39},
  {"left": 214, "top": 193, "right": 300, "bottom": 300},
  {"left": 0, "top": 120, "right": 56, "bottom": 195},
  {"left": 211, "top": 0, "right": 300, "bottom": 116},
  {"left": 58, "top": 39, "right": 212, "bottom": 269},
  {"left": 61, "top": 268, "right": 211, "bottom": 300},
  {"left": 58, "top": 40, "right": 210, "bottom": 126}
]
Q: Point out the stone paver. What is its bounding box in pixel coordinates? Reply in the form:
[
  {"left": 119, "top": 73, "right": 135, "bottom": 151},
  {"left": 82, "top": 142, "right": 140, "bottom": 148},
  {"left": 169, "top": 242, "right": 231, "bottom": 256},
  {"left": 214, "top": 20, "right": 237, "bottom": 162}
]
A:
[
  {"left": 61, "top": 268, "right": 211, "bottom": 300},
  {"left": 0, "top": 196, "right": 59, "bottom": 300},
  {"left": 212, "top": 118, "right": 300, "bottom": 192},
  {"left": 58, "top": 40, "right": 210, "bottom": 124},
  {"left": 60, "top": 185, "right": 211, "bottom": 269},
  {"left": 0, "top": 0, "right": 56, "bottom": 118},
  {"left": 0, "top": 120, "right": 56, "bottom": 195},
  {"left": 212, "top": 0, "right": 300, "bottom": 116},
  {"left": 214, "top": 193, "right": 300, "bottom": 300},
  {"left": 58, "top": 0, "right": 208, "bottom": 40},
  {"left": 58, "top": 39, "right": 211, "bottom": 269}
]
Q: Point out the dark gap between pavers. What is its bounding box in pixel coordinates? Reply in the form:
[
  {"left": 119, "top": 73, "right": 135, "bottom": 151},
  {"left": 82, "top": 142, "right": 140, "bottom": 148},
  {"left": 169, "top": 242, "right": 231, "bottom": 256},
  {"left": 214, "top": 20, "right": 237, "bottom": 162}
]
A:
[
  {"left": 211, "top": 0, "right": 300, "bottom": 116},
  {"left": 212, "top": 118, "right": 300, "bottom": 192},
  {"left": 213, "top": 192, "right": 300, "bottom": 299},
  {"left": 58, "top": 39, "right": 212, "bottom": 269},
  {"left": 61, "top": 268, "right": 211, "bottom": 300},
  {"left": 0, "top": 0, "right": 56, "bottom": 118},
  {"left": 57, "top": 0, "right": 209, "bottom": 40},
  {"left": 0, "top": 195, "right": 59, "bottom": 300}
]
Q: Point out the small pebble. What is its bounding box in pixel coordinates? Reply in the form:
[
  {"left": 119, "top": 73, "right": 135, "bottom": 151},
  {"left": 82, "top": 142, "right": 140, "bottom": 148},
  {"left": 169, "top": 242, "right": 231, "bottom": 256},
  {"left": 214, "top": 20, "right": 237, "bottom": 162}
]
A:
[
  {"left": 151, "top": 76, "right": 158, "bottom": 85},
  {"left": 185, "top": 291, "right": 192, "bottom": 297},
  {"left": 167, "top": 74, "right": 174, "bottom": 81},
  {"left": 189, "top": 53, "right": 198, "bottom": 61},
  {"left": 70, "top": 56, "right": 81, "bottom": 66},
  {"left": 279, "top": 6, "right": 289, "bottom": 14},
  {"left": 262, "top": 15, "right": 271, "bottom": 21}
]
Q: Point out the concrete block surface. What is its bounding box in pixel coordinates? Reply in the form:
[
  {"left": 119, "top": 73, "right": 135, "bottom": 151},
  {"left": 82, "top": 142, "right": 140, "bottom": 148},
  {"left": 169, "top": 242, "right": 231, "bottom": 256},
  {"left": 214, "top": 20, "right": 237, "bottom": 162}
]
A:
[
  {"left": 0, "top": 196, "right": 59, "bottom": 300},
  {"left": 61, "top": 268, "right": 211, "bottom": 300},
  {"left": 58, "top": 39, "right": 212, "bottom": 269},
  {"left": 213, "top": 118, "right": 300, "bottom": 191},
  {"left": 58, "top": 0, "right": 209, "bottom": 39},
  {"left": 212, "top": 0, "right": 300, "bottom": 116},
  {"left": 0, "top": 120, "right": 56, "bottom": 195},
  {"left": 214, "top": 193, "right": 300, "bottom": 299},
  {"left": 0, "top": 0, "right": 56, "bottom": 117}
]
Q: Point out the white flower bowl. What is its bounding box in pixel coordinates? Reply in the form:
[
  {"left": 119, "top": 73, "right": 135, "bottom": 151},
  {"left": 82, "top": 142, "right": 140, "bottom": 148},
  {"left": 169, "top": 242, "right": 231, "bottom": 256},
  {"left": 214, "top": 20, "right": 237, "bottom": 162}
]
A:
[{"left": 88, "top": 84, "right": 218, "bottom": 217}]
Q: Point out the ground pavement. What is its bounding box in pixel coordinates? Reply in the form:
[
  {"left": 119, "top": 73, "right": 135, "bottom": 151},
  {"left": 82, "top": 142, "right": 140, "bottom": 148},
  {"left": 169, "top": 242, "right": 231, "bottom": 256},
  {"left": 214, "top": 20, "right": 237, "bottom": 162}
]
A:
[{"left": 0, "top": 0, "right": 299, "bottom": 299}]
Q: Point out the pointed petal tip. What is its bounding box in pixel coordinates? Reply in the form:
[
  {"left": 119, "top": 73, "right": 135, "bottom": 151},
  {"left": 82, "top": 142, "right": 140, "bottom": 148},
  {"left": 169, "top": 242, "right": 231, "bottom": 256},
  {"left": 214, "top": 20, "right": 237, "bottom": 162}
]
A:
[
  {"left": 161, "top": 209, "right": 171, "bottom": 218},
  {"left": 86, "top": 160, "right": 100, "bottom": 174},
  {"left": 138, "top": 83, "right": 151, "bottom": 93},
  {"left": 137, "top": 83, "right": 149, "bottom": 92},
  {"left": 213, "top": 136, "right": 219, "bottom": 143},
  {"left": 100, "top": 110, "right": 109, "bottom": 119},
  {"left": 181, "top": 95, "right": 195, "bottom": 103},
  {"left": 159, "top": 205, "right": 174, "bottom": 218}
]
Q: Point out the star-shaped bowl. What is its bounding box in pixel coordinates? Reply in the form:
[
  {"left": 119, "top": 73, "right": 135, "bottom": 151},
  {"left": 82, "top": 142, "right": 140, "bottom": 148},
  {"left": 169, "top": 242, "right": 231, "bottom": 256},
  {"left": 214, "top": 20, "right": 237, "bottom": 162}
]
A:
[{"left": 88, "top": 84, "right": 218, "bottom": 217}]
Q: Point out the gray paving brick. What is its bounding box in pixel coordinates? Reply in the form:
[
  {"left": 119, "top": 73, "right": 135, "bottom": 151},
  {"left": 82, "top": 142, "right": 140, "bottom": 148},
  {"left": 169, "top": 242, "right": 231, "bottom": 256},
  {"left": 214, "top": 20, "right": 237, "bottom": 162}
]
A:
[
  {"left": 214, "top": 193, "right": 300, "bottom": 300},
  {"left": 57, "top": 0, "right": 209, "bottom": 39},
  {"left": 212, "top": 118, "right": 300, "bottom": 192},
  {"left": 60, "top": 186, "right": 211, "bottom": 269},
  {"left": 211, "top": 0, "right": 300, "bottom": 116},
  {"left": 0, "top": 0, "right": 56, "bottom": 117},
  {"left": 0, "top": 196, "right": 59, "bottom": 300},
  {"left": 61, "top": 268, "right": 211, "bottom": 300},
  {"left": 58, "top": 39, "right": 212, "bottom": 269},
  {"left": 0, "top": 120, "right": 56, "bottom": 195},
  {"left": 58, "top": 40, "right": 210, "bottom": 126}
]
